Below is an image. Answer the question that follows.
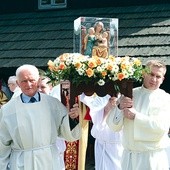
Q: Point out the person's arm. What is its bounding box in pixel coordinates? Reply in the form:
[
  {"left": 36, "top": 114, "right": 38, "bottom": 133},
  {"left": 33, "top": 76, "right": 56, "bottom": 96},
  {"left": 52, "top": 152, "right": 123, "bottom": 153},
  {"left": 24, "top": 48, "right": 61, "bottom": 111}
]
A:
[
  {"left": 106, "top": 106, "right": 124, "bottom": 132},
  {"left": 0, "top": 109, "right": 12, "bottom": 170},
  {"left": 104, "top": 96, "right": 118, "bottom": 117},
  {"left": 58, "top": 102, "right": 81, "bottom": 142},
  {"left": 68, "top": 103, "right": 79, "bottom": 130},
  {"left": 122, "top": 93, "right": 170, "bottom": 142},
  {"left": 106, "top": 94, "right": 126, "bottom": 131},
  {"left": 133, "top": 105, "right": 170, "bottom": 142}
]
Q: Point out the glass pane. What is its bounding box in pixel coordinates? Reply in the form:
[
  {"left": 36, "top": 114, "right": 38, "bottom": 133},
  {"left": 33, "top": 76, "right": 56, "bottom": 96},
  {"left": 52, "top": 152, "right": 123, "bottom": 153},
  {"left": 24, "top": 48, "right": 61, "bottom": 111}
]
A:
[
  {"left": 55, "top": 0, "right": 65, "bottom": 4},
  {"left": 41, "top": 0, "right": 51, "bottom": 5}
]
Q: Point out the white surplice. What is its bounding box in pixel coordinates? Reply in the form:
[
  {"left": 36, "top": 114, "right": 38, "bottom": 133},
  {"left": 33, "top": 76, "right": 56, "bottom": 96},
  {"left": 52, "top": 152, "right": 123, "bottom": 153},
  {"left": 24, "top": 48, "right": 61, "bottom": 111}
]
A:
[
  {"left": 0, "top": 93, "right": 81, "bottom": 170},
  {"left": 107, "top": 86, "right": 170, "bottom": 170},
  {"left": 80, "top": 93, "right": 123, "bottom": 170},
  {"left": 50, "top": 84, "right": 66, "bottom": 170}
]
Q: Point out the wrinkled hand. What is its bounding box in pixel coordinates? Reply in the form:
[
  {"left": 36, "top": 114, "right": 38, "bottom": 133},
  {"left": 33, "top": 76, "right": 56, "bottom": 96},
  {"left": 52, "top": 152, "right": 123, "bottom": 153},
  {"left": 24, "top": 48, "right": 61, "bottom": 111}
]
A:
[
  {"left": 119, "top": 96, "right": 133, "bottom": 110},
  {"left": 69, "top": 103, "right": 80, "bottom": 119}
]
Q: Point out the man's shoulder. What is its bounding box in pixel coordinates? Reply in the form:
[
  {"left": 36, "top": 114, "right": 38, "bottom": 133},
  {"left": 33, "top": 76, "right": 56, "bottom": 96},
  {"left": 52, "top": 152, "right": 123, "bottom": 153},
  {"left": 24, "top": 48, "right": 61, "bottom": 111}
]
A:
[
  {"left": 133, "top": 86, "right": 141, "bottom": 92},
  {"left": 158, "top": 89, "right": 170, "bottom": 99},
  {"left": 40, "top": 93, "right": 61, "bottom": 103},
  {"left": 1, "top": 97, "right": 17, "bottom": 114}
]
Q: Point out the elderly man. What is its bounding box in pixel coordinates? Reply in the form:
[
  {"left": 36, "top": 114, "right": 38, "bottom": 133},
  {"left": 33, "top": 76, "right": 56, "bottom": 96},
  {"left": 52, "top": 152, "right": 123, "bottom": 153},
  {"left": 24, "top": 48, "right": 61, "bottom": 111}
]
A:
[
  {"left": 7, "top": 75, "right": 21, "bottom": 98},
  {"left": 0, "top": 64, "right": 81, "bottom": 170},
  {"left": 107, "top": 60, "right": 170, "bottom": 170}
]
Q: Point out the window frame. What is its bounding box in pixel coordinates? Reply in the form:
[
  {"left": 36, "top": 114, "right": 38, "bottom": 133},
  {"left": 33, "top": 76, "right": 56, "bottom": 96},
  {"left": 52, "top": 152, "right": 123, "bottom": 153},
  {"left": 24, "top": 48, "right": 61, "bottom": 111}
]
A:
[{"left": 38, "top": 0, "right": 67, "bottom": 10}]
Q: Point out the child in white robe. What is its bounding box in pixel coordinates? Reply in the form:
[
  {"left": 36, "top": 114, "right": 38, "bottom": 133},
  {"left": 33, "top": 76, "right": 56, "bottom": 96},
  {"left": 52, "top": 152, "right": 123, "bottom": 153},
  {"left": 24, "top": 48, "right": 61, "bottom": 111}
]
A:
[{"left": 80, "top": 93, "right": 123, "bottom": 170}]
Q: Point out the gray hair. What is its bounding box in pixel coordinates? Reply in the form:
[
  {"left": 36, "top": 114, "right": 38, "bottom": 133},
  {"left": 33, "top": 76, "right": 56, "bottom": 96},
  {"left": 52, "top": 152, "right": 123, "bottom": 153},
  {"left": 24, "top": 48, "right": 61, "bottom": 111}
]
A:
[
  {"left": 16, "top": 64, "right": 40, "bottom": 81},
  {"left": 8, "top": 76, "right": 17, "bottom": 84}
]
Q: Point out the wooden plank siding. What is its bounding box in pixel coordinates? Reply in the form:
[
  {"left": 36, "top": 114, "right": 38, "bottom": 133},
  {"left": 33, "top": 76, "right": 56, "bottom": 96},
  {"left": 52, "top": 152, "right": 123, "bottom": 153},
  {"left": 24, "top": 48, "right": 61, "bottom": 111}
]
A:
[{"left": 0, "top": 3, "right": 169, "bottom": 69}]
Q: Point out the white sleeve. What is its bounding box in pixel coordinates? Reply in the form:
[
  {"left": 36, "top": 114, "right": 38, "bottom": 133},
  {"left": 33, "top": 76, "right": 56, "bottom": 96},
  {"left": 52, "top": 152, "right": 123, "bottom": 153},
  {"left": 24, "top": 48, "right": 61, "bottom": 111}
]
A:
[
  {"left": 50, "top": 84, "right": 61, "bottom": 101},
  {"left": 0, "top": 110, "right": 11, "bottom": 170},
  {"left": 106, "top": 106, "right": 124, "bottom": 132},
  {"left": 79, "top": 93, "right": 110, "bottom": 112}
]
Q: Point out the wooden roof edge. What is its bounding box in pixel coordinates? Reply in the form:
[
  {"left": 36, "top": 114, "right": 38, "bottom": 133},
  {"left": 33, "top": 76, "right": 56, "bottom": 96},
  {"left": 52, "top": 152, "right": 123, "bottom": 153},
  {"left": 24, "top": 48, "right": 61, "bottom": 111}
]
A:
[{"left": 0, "top": 3, "right": 170, "bottom": 20}]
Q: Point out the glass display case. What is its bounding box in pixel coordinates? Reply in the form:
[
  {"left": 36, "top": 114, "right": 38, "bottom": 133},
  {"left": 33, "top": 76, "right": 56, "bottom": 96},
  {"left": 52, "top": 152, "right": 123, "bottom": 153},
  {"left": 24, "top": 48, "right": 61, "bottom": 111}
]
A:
[{"left": 73, "top": 17, "right": 118, "bottom": 57}]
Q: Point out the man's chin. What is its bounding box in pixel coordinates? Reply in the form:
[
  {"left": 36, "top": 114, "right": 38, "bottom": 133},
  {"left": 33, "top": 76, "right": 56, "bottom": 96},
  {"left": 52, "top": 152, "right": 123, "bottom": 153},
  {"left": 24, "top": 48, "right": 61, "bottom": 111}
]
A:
[
  {"left": 148, "top": 86, "right": 157, "bottom": 90},
  {"left": 24, "top": 90, "right": 36, "bottom": 96}
]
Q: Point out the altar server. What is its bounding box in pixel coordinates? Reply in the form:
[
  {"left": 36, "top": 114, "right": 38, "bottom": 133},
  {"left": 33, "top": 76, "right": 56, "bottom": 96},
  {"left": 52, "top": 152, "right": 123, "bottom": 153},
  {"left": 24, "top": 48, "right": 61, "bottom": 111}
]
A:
[
  {"left": 107, "top": 60, "right": 170, "bottom": 170},
  {"left": 80, "top": 93, "right": 123, "bottom": 170}
]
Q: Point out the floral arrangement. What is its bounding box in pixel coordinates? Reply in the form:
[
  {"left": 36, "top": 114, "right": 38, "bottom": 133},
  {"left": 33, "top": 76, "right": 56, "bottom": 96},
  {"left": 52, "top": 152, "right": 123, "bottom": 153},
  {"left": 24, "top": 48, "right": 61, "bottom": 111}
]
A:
[{"left": 46, "top": 53, "right": 144, "bottom": 87}]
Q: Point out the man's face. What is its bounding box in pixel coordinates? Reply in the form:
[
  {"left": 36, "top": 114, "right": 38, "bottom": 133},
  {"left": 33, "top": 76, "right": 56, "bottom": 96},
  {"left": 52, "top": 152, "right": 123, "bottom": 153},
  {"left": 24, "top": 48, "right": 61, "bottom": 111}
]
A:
[
  {"left": 8, "top": 82, "right": 17, "bottom": 92},
  {"left": 143, "top": 66, "right": 165, "bottom": 90},
  {"left": 16, "top": 70, "right": 39, "bottom": 97},
  {"left": 38, "top": 79, "right": 52, "bottom": 95}
]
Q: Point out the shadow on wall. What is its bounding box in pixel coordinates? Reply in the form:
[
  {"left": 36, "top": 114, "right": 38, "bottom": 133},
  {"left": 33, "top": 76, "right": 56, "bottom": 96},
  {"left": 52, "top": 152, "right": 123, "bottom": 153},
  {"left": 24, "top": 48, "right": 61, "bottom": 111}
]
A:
[{"left": 161, "top": 66, "right": 170, "bottom": 93}]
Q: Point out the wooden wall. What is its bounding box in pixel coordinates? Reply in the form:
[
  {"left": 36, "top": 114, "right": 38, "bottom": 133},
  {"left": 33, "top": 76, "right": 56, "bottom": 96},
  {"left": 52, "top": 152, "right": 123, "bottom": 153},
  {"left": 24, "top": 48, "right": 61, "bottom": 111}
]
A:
[{"left": 0, "top": 0, "right": 167, "bottom": 14}]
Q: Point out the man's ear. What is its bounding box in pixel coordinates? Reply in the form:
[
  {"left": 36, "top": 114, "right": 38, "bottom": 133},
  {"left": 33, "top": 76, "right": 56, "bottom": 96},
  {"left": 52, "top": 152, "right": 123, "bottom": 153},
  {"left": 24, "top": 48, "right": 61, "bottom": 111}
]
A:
[
  {"left": 16, "top": 80, "right": 20, "bottom": 87},
  {"left": 161, "top": 76, "right": 165, "bottom": 84},
  {"left": 37, "top": 78, "right": 41, "bottom": 85},
  {"left": 142, "top": 72, "right": 146, "bottom": 79}
]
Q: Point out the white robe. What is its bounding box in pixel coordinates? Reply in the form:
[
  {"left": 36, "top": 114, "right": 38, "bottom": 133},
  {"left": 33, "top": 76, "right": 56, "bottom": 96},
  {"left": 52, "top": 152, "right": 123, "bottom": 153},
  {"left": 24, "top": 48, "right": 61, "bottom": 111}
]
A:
[
  {"left": 11, "top": 87, "right": 22, "bottom": 99},
  {"left": 80, "top": 93, "right": 123, "bottom": 170},
  {"left": 0, "top": 93, "right": 81, "bottom": 170},
  {"left": 50, "top": 85, "right": 66, "bottom": 170},
  {"left": 107, "top": 86, "right": 170, "bottom": 170}
]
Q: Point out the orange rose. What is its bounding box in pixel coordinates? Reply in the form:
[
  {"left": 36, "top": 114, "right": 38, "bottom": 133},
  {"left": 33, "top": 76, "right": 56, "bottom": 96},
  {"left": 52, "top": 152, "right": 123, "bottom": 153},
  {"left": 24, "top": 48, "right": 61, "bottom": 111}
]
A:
[
  {"left": 47, "top": 60, "right": 58, "bottom": 71},
  {"left": 107, "top": 64, "right": 113, "bottom": 71},
  {"left": 75, "top": 62, "right": 82, "bottom": 69},
  {"left": 117, "top": 72, "right": 125, "bottom": 81},
  {"left": 101, "top": 71, "right": 107, "bottom": 77},
  {"left": 121, "top": 63, "right": 128, "bottom": 70},
  {"left": 86, "top": 68, "right": 94, "bottom": 77},
  {"left": 59, "top": 63, "right": 66, "bottom": 70},
  {"left": 88, "top": 59, "right": 97, "bottom": 68}
]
